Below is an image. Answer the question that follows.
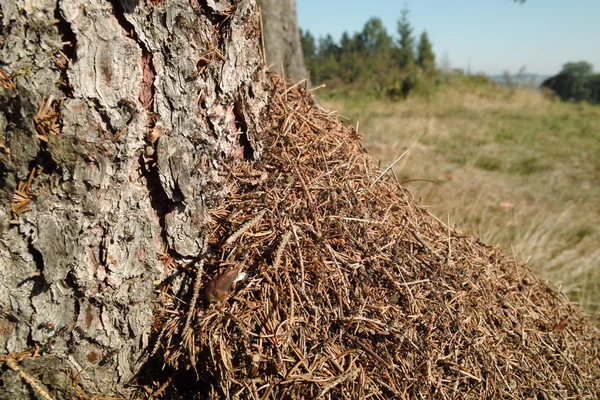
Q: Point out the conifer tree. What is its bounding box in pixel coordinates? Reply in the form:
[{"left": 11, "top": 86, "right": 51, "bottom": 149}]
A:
[
  {"left": 417, "top": 31, "right": 435, "bottom": 73},
  {"left": 396, "top": 7, "right": 416, "bottom": 69},
  {"left": 300, "top": 29, "right": 317, "bottom": 77},
  {"left": 360, "top": 17, "right": 393, "bottom": 55}
]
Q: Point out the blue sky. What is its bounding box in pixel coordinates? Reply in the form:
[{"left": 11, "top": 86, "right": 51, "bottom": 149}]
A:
[{"left": 296, "top": 0, "right": 599, "bottom": 76}]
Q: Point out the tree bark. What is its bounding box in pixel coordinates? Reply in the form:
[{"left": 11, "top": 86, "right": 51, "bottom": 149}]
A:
[
  {"left": 257, "top": 0, "right": 307, "bottom": 82},
  {"left": 0, "top": 0, "right": 267, "bottom": 397}
]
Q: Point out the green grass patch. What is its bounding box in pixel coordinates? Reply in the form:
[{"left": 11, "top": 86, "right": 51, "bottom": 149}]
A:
[{"left": 475, "top": 156, "right": 503, "bottom": 171}]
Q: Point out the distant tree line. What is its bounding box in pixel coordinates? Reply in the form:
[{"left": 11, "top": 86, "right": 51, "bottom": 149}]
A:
[
  {"left": 542, "top": 62, "right": 600, "bottom": 104},
  {"left": 300, "top": 8, "right": 437, "bottom": 97}
]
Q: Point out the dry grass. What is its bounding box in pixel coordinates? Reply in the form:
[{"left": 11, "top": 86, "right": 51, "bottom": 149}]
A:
[
  {"left": 321, "top": 81, "right": 600, "bottom": 314},
  {"left": 143, "top": 75, "right": 600, "bottom": 399}
]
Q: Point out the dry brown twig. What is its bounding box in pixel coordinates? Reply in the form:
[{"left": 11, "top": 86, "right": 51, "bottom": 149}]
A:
[
  {"left": 272, "top": 230, "right": 292, "bottom": 269},
  {"left": 50, "top": 51, "right": 69, "bottom": 70},
  {"left": 193, "top": 33, "right": 226, "bottom": 78},
  {"left": 157, "top": 244, "right": 178, "bottom": 271},
  {"left": 111, "top": 127, "right": 127, "bottom": 143},
  {"left": 225, "top": 209, "right": 267, "bottom": 245},
  {"left": 181, "top": 239, "right": 208, "bottom": 358}
]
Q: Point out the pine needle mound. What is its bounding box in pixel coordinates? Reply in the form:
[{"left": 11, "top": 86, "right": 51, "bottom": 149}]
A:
[{"left": 147, "top": 75, "right": 600, "bottom": 399}]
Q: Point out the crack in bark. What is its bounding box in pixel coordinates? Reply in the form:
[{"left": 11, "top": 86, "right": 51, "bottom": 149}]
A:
[
  {"left": 54, "top": 1, "right": 76, "bottom": 97},
  {"left": 108, "top": 1, "right": 173, "bottom": 256},
  {"left": 234, "top": 98, "right": 254, "bottom": 160},
  {"left": 25, "top": 241, "right": 47, "bottom": 297},
  {"left": 98, "top": 222, "right": 108, "bottom": 267},
  {"left": 108, "top": 0, "right": 156, "bottom": 113},
  {"left": 89, "top": 98, "right": 117, "bottom": 139},
  {"left": 139, "top": 143, "right": 182, "bottom": 265},
  {"left": 193, "top": 0, "right": 234, "bottom": 74},
  {"left": 194, "top": 0, "right": 234, "bottom": 24},
  {"left": 31, "top": 148, "right": 58, "bottom": 177},
  {"left": 108, "top": 0, "right": 139, "bottom": 35}
]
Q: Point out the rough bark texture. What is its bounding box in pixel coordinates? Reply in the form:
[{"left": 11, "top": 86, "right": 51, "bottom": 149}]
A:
[
  {"left": 0, "top": 0, "right": 267, "bottom": 397},
  {"left": 257, "top": 0, "right": 307, "bottom": 82}
]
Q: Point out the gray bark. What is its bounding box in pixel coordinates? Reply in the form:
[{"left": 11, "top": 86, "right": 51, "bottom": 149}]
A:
[
  {"left": 257, "top": 0, "right": 307, "bottom": 82},
  {"left": 0, "top": 0, "right": 267, "bottom": 397}
]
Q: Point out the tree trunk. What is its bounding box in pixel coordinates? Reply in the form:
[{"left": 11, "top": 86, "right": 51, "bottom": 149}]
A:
[
  {"left": 1, "top": 0, "right": 267, "bottom": 397},
  {"left": 257, "top": 0, "right": 307, "bottom": 82}
]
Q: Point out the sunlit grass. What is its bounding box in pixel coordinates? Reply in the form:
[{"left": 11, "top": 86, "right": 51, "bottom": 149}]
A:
[{"left": 320, "top": 80, "right": 600, "bottom": 314}]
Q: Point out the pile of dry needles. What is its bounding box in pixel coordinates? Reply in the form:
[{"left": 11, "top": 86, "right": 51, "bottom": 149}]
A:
[{"left": 145, "top": 75, "right": 599, "bottom": 399}]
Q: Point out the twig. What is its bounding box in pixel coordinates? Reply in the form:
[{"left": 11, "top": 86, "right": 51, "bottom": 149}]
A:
[
  {"left": 5, "top": 358, "right": 55, "bottom": 400},
  {"left": 150, "top": 319, "right": 170, "bottom": 358},
  {"left": 309, "top": 84, "right": 326, "bottom": 92},
  {"left": 447, "top": 214, "right": 452, "bottom": 265},
  {"left": 181, "top": 240, "right": 208, "bottom": 345},
  {"left": 111, "top": 127, "right": 127, "bottom": 143},
  {"left": 318, "top": 368, "right": 360, "bottom": 397},
  {"left": 345, "top": 333, "right": 395, "bottom": 370},
  {"left": 290, "top": 224, "right": 305, "bottom": 291},
  {"left": 272, "top": 231, "right": 292, "bottom": 269},
  {"left": 370, "top": 149, "right": 409, "bottom": 187},
  {"left": 327, "top": 216, "right": 383, "bottom": 224},
  {"left": 225, "top": 209, "right": 267, "bottom": 245},
  {"left": 283, "top": 78, "right": 308, "bottom": 96}
]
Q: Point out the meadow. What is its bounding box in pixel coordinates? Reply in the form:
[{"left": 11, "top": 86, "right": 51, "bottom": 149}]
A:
[{"left": 319, "top": 78, "right": 600, "bottom": 314}]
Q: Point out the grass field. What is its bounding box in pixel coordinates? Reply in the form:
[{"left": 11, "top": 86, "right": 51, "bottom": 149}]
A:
[{"left": 319, "top": 79, "right": 600, "bottom": 314}]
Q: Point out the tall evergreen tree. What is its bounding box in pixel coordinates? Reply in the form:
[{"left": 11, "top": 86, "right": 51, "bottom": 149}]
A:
[
  {"left": 316, "top": 34, "right": 341, "bottom": 82},
  {"left": 339, "top": 31, "right": 357, "bottom": 53},
  {"left": 417, "top": 31, "right": 435, "bottom": 73},
  {"left": 396, "top": 7, "right": 416, "bottom": 69},
  {"left": 300, "top": 29, "right": 317, "bottom": 61},
  {"left": 319, "top": 34, "right": 340, "bottom": 60},
  {"left": 360, "top": 17, "right": 393, "bottom": 55},
  {"left": 337, "top": 32, "right": 360, "bottom": 82},
  {"left": 300, "top": 29, "right": 317, "bottom": 77}
]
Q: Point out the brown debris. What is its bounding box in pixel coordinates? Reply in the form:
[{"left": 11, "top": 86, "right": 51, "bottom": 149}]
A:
[
  {"left": 147, "top": 74, "right": 600, "bottom": 399},
  {"left": 111, "top": 127, "right": 127, "bottom": 143},
  {"left": 10, "top": 168, "right": 36, "bottom": 224},
  {"left": 0, "top": 68, "right": 15, "bottom": 92},
  {"left": 193, "top": 34, "right": 226, "bottom": 79},
  {"left": 33, "top": 96, "right": 62, "bottom": 142}
]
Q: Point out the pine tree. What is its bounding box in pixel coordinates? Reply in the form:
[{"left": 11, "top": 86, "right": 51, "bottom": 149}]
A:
[
  {"left": 396, "top": 7, "right": 416, "bottom": 69},
  {"left": 300, "top": 29, "right": 317, "bottom": 77},
  {"left": 300, "top": 29, "right": 317, "bottom": 61},
  {"left": 417, "top": 31, "right": 435, "bottom": 73},
  {"left": 360, "top": 17, "right": 393, "bottom": 55}
]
